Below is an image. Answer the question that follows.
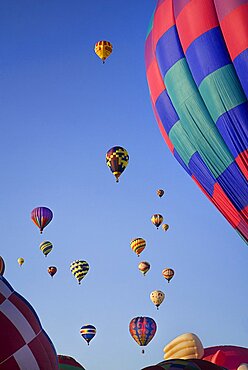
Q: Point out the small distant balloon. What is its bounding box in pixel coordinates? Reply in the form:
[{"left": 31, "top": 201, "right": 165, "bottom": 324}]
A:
[
  {"left": 151, "top": 214, "right": 163, "bottom": 229},
  {"left": 48, "top": 266, "right": 57, "bottom": 278},
  {"left": 106, "top": 146, "right": 129, "bottom": 182},
  {"left": 31, "top": 207, "right": 53, "bottom": 234},
  {"left": 138, "top": 261, "right": 150, "bottom": 276},
  {"left": 18, "top": 258, "right": 24, "bottom": 267},
  {"left": 162, "top": 268, "right": 174, "bottom": 283},
  {"left": 162, "top": 224, "right": 169, "bottom": 232},
  {"left": 150, "top": 290, "right": 165, "bottom": 310},
  {"left": 157, "top": 189, "right": 164, "bottom": 198},
  {"left": 40, "top": 241, "right": 53, "bottom": 257},
  {"left": 130, "top": 238, "right": 146, "bottom": 257},
  {"left": 70, "top": 260, "right": 89, "bottom": 284},
  {"left": 0, "top": 256, "right": 5, "bottom": 276},
  {"left": 94, "top": 40, "right": 113, "bottom": 63},
  {"left": 80, "top": 324, "right": 96, "bottom": 345}
]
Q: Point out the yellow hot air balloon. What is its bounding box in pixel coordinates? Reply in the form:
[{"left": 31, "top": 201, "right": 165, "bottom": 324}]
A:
[
  {"left": 163, "top": 333, "right": 204, "bottom": 360},
  {"left": 138, "top": 261, "right": 150, "bottom": 276},
  {"left": 18, "top": 258, "right": 24, "bottom": 267},
  {"left": 94, "top": 40, "right": 113, "bottom": 63},
  {"left": 150, "top": 290, "right": 165, "bottom": 310},
  {"left": 162, "top": 224, "right": 169, "bottom": 232},
  {"left": 151, "top": 214, "right": 163, "bottom": 229},
  {"left": 130, "top": 238, "right": 146, "bottom": 257},
  {"left": 157, "top": 189, "right": 165, "bottom": 198},
  {"left": 162, "top": 268, "right": 174, "bottom": 283},
  {"left": 106, "top": 146, "right": 129, "bottom": 182}
]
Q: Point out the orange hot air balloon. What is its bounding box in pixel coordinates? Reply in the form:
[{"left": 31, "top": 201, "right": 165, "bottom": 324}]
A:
[
  {"left": 162, "top": 268, "right": 174, "bottom": 283},
  {"left": 138, "top": 261, "right": 150, "bottom": 276}
]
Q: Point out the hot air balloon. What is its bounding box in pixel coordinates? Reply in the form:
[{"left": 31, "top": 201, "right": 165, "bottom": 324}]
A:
[
  {"left": 58, "top": 355, "right": 85, "bottom": 369},
  {"left": 0, "top": 275, "right": 59, "bottom": 369},
  {"left": 0, "top": 256, "right": 5, "bottom": 276},
  {"left": 162, "top": 268, "right": 174, "bottom": 283},
  {"left": 145, "top": 0, "right": 248, "bottom": 242},
  {"left": 70, "top": 260, "right": 89, "bottom": 284},
  {"left": 144, "top": 359, "right": 225, "bottom": 370},
  {"left": 18, "top": 257, "right": 24, "bottom": 267},
  {"left": 157, "top": 189, "right": 165, "bottom": 198},
  {"left": 162, "top": 224, "right": 169, "bottom": 232},
  {"left": 138, "top": 261, "right": 150, "bottom": 276},
  {"left": 40, "top": 241, "right": 53, "bottom": 257},
  {"left": 163, "top": 333, "right": 204, "bottom": 360},
  {"left": 151, "top": 214, "right": 163, "bottom": 229},
  {"left": 129, "top": 316, "right": 157, "bottom": 354},
  {"left": 48, "top": 266, "right": 57, "bottom": 278},
  {"left": 130, "top": 238, "right": 146, "bottom": 257},
  {"left": 106, "top": 146, "right": 129, "bottom": 182},
  {"left": 94, "top": 40, "right": 113, "bottom": 63},
  {"left": 150, "top": 290, "right": 165, "bottom": 310},
  {"left": 31, "top": 207, "right": 53, "bottom": 234},
  {"left": 80, "top": 324, "right": 96, "bottom": 345}
]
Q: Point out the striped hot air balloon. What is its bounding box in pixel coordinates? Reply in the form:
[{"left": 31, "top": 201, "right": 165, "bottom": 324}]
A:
[
  {"left": 130, "top": 238, "right": 146, "bottom": 257},
  {"left": 70, "top": 260, "right": 89, "bottom": 285},
  {"left": 145, "top": 0, "right": 248, "bottom": 242},
  {"left": 31, "top": 207, "right": 53, "bottom": 234},
  {"left": 80, "top": 324, "right": 96, "bottom": 345},
  {"left": 151, "top": 214, "right": 164, "bottom": 229},
  {"left": 162, "top": 268, "right": 174, "bottom": 283},
  {"left": 40, "top": 241, "right": 53, "bottom": 257},
  {"left": 138, "top": 261, "right": 150, "bottom": 276}
]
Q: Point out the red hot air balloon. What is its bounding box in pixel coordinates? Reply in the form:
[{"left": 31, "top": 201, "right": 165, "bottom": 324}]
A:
[
  {"left": 145, "top": 0, "right": 248, "bottom": 242},
  {"left": 129, "top": 316, "right": 157, "bottom": 353},
  {"left": 0, "top": 275, "right": 59, "bottom": 369},
  {"left": 31, "top": 207, "right": 53, "bottom": 234},
  {"left": 48, "top": 266, "right": 57, "bottom": 278}
]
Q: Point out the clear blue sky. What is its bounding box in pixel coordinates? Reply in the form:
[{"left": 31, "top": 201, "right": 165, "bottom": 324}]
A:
[{"left": 0, "top": 1, "right": 247, "bottom": 370}]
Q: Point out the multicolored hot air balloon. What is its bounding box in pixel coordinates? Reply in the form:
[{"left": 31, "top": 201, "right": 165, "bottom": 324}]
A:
[
  {"left": 0, "top": 275, "right": 59, "bottom": 369},
  {"left": 145, "top": 0, "right": 248, "bottom": 242},
  {"left": 40, "top": 241, "right": 53, "bottom": 257},
  {"left": 162, "top": 224, "right": 169, "bottom": 232},
  {"left": 157, "top": 189, "right": 165, "bottom": 198},
  {"left": 129, "top": 316, "right": 157, "bottom": 354},
  {"left": 94, "top": 41, "right": 113, "bottom": 63},
  {"left": 106, "top": 146, "right": 129, "bottom": 182},
  {"left": 0, "top": 256, "right": 5, "bottom": 276},
  {"left": 58, "top": 355, "right": 85, "bottom": 369},
  {"left": 130, "top": 238, "right": 146, "bottom": 257},
  {"left": 31, "top": 207, "right": 53, "bottom": 234},
  {"left": 70, "top": 260, "right": 89, "bottom": 284},
  {"left": 151, "top": 214, "right": 164, "bottom": 229},
  {"left": 80, "top": 324, "right": 96, "bottom": 345},
  {"left": 48, "top": 266, "right": 57, "bottom": 278},
  {"left": 138, "top": 261, "right": 150, "bottom": 276},
  {"left": 162, "top": 268, "right": 174, "bottom": 283},
  {"left": 18, "top": 257, "right": 24, "bottom": 267},
  {"left": 150, "top": 290, "right": 165, "bottom": 310}
]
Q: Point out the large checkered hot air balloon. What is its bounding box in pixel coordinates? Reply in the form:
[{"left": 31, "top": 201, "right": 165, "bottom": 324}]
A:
[
  {"left": 0, "top": 275, "right": 59, "bottom": 369},
  {"left": 145, "top": 0, "right": 248, "bottom": 242}
]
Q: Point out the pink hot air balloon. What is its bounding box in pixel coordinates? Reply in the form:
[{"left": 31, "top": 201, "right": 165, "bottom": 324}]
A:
[
  {"left": 0, "top": 275, "right": 59, "bottom": 369},
  {"left": 31, "top": 206, "right": 53, "bottom": 234}
]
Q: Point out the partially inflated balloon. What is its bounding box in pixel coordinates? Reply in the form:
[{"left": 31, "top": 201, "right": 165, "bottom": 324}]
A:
[
  {"left": 150, "top": 290, "right": 165, "bottom": 310},
  {"left": 18, "top": 257, "right": 24, "bottom": 267},
  {"left": 58, "top": 355, "right": 85, "bottom": 369},
  {"left": 157, "top": 189, "right": 165, "bottom": 198},
  {"left": 151, "top": 214, "right": 163, "bottom": 229},
  {"left": 0, "top": 275, "right": 59, "bottom": 369},
  {"left": 40, "top": 241, "right": 53, "bottom": 257},
  {"left": 129, "top": 316, "right": 157, "bottom": 353},
  {"left": 94, "top": 41, "right": 113, "bottom": 63},
  {"left": 80, "top": 324, "right": 96, "bottom": 345},
  {"left": 130, "top": 238, "right": 146, "bottom": 257},
  {"left": 145, "top": 0, "right": 248, "bottom": 242},
  {"left": 0, "top": 256, "right": 5, "bottom": 276},
  {"left": 48, "top": 266, "right": 57, "bottom": 278},
  {"left": 162, "top": 268, "right": 174, "bottom": 283},
  {"left": 138, "top": 261, "right": 150, "bottom": 276},
  {"left": 163, "top": 333, "right": 204, "bottom": 360},
  {"left": 31, "top": 207, "right": 53, "bottom": 234},
  {"left": 106, "top": 146, "right": 129, "bottom": 182},
  {"left": 70, "top": 260, "right": 89, "bottom": 284}
]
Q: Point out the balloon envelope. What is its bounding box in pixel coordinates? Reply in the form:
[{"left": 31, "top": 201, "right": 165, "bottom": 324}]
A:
[
  {"left": 18, "top": 257, "right": 24, "bottom": 266},
  {"left": 130, "top": 238, "right": 146, "bottom": 256},
  {"left": 31, "top": 207, "right": 53, "bottom": 234},
  {"left": 80, "top": 324, "right": 96, "bottom": 345},
  {"left": 0, "top": 256, "right": 5, "bottom": 276},
  {"left": 94, "top": 40, "right": 113, "bottom": 63},
  {"left": 70, "top": 260, "right": 89, "bottom": 284},
  {"left": 145, "top": 0, "right": 248, "bottom": 242},
  {"left": 48, "top": 266, "right": 57, "bottom": 277},
  {"left": 106, "top": 146, "right": 129, "bottom": 182},
  {"left": 151, "top": 214, "right": 163, "bottom": 229},
  {"left": 0, "top": 275, "right": 59, "bottom": 369},
  {"left": 58, "top": 355, "right": 85, "bottom": 369},
  {"left": 138, "top": 261, "right": 150, "bottom": 275},
  {"left": 162, "top": 268, "right": 174, "bottom": 283},
  {"left": 129, "top": 316, "right": 157, "bottom": 350},
  {"left": 40, "top": 241, "right": 53, "bottom": 257}
]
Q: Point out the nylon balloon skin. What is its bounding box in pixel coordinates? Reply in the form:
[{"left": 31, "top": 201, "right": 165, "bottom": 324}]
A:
[
  {"left": 58, "top": 355, "right": 86, "bottom": 369},
  {"left": 106, "top": 146, "right": 129, "bottom": 182},
  {"left": 162, "top": 268, "right": 174, "bottom": 283},
  {"left": 80, "top": 324, "right": 96, "bottom": 345},
  {"left": 0, "top": 256, "right": 5, "bottom": 276},
  {"left": 138, "top": 261, "right": 150, "bottom": 275},
  {"left": 130, "top": 238, "right": 146, "bottom": 256},
  {"left": 40, "top": 241, "right": 53, "bottom": 257},
  {"left": 145, "top": 0, "right": 248, "bottom": 242},
  {"left": 48, "top": 266, "right": 57, "bottom": 277},
  {"left": 94, "top": 41, "right": 113, "bottom": 63},
  {"left": 31, "top": 207, "right": 53, "bottom": 234},
  {"left": 17, "top": 257, "right": 24, "bottom": 266},
  {"left": 151, "top": 214, "right": 164, "bottom": 229},
  {"left": 129, "top": 316, "right": 157, "bottom": 348},
  {"left": 70, "top": 260, "right": 89, "bottom": 284}
]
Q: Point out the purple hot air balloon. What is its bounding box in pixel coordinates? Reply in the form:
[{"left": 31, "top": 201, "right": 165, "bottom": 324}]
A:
[{"left": 31, "top": 207, "right": 53, "bottom": 234}]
